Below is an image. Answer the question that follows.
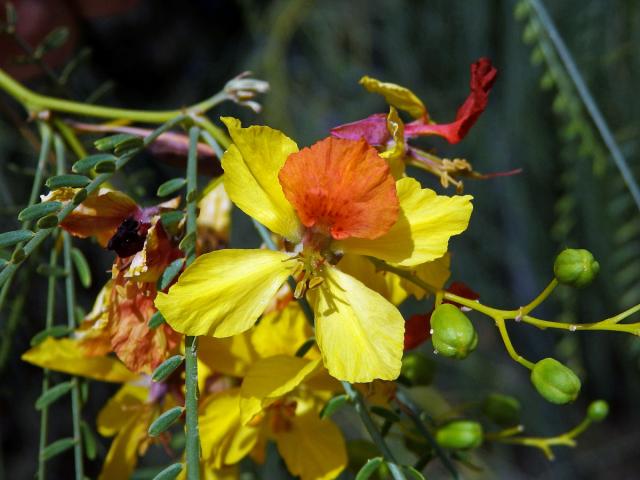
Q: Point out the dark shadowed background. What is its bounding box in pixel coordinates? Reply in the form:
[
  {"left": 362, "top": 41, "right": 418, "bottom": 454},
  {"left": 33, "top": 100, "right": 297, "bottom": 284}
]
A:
[{"left": 0, "top": 0, "right": 639, "bottom": 479}]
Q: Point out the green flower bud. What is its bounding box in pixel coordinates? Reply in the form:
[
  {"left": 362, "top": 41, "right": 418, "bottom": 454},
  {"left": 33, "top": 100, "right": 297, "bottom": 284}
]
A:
[
  {"left": 481, "top": 393, "right": 521, "bottom": 426},
  {"left": 587, "top": 400, "right": 609, "bottom": 422},
  {"left": 435, "top": 420, "right": 483, "bottom": 450},
  {"left": 553, "top": 248, "right": 600, "bottom": 288},
  {"left": 431, "top": 304, "right": 478, "bottom": 359},
  {"left": 530, "top": 358, "right": 581, "bottom": 404},
  {"left": 400, "top": 352, "right": 436, "bottom": 386}
]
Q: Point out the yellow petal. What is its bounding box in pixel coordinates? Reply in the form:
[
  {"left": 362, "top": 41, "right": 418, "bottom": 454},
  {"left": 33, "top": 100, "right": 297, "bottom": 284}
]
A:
[
  {"left": 251, "top": 302, "right": 316, "bottom": 359},
  {"left": 156, "top": 249, "right": 295, "bottom": 337},
  {"left": 401, "top": 253, "right": 451, "bottom": 300},
  {"left": 337, "top": 253, "right": 408, "bottom": 306},
  {"left": 21, "top": 337, "right": 137, "bottom": 383},
  {"left": 200, "top": 388, "right": 260, "bottom": 469},
  {"left": 97, "top": 384, "right": 148, "bottom": 437},
  {"left": 380, "top": 107, "right": 407, "bottom": 179},
  {"left": 336, "top": 177, "right": 472, "bottom": 267},
  {"left": 198, "top": 179, "right": 232, "bottom": 242},
  {"left": 98, "top": 408, "right": 152, "bottom": 480},
  {"left": 221, "top": 117, "right": 301, "bottom": 241},
  {"left": 360, "top": 76, "right": 426, "bottom": 119},
  {"left": 240, "top": 356, "right": 321, "bottom": 424},
  {"left": 308, "top": 266, "right": 404, "bottom": 382},
  {"left": 274, "top": 411, "right": 347, "bottom": 480},
  {"left": 199, "top": 333, "right": 259, "bottom": 378}
]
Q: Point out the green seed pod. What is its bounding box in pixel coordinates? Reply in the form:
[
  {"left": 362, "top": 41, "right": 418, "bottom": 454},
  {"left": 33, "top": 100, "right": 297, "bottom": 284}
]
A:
[
  {"left": 530, "top": 358, "right": 581, "bottom": 404},
  {"left": 587, "top": 400, "right": 609, "bottom": 422},
  {"left": 431, "top": 304, "right": 478, "bottom": 359},
  {"left": 481, "top": 393, "right": 521, "bottom": 426},
  {"left": 435, "top": 420, "right": 483, "bottom": 450},
  {"left": 553, "top": 248, "right": 600, "bottom": 288},
  {"left": 400, "top": 352, "right": 436, "bottom": 386}
]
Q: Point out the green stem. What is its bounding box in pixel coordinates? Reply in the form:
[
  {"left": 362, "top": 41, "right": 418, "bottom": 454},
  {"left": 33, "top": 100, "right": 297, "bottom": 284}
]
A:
[
  {"left": 0, "top": 67, "right": 229, "bottom": 123},
  {"left": 63, "top": 231, "right": 84, "bottom": 479},
  {"left": 527, "top": 0, "right": 640, "bottom": 212},
  {"left": 0, "top": 122, "right": 51, "bottom": 313},
  {"left": 494, "top": 317, "right": 535, "bottom": 369},
  {"left": 395, "top": 389, "right": 459, "bottom": 480},
  {"left": 342, "top": 382, "right": 406, "bottom": 480},
  {"left": 192, "top": 115, "right": 231, "bottom": 149},
  {"left": 57, "top": 134, "right": 84, "bottom": 480},
  {"left": 52, "top": 118, "right": 87, "bottom": 160},
  {"left": 184, "top": 126, "right": 201, "bottom": 479},
  {"left": 37, "top": 241, "right": 59, "bottom": 480}
]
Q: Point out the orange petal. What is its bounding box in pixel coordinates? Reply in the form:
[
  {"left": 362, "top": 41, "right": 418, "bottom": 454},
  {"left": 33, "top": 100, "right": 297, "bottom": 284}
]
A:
[
  {"left": 56, "top": 188, "right": 139, "bottom": 246},
  {"left": 278, "top": 137, "right": 399, "bottom": 240},
  {"left": 109, "top": 278, "right": 181, "bottom": 374}
]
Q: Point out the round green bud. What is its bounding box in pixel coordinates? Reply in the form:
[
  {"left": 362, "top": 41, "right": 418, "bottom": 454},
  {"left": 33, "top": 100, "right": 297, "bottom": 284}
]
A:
[
  {"left": 401, "top": 352, "right": 436, "bottom": 386},
  {"left": 553, "top": 248, "right": 600, "bottom": 288},
  {"left": 530, "top": 358, "right": 581, "bottom": 404},
  {"left": 436, "top": 420, "right": 483, "bottom": 450},
  {"left": 431, "top": 304, "right": 478, "bottom": 359},
  {"left": 481, "top": 393, "right": 521, "bottom": 426},
  {"left": 587, "top": 400, "right": 609, "bottom": 422}
]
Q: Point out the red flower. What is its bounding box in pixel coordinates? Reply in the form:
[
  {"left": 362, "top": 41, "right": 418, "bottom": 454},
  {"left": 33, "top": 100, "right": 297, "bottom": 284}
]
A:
[
  {"left": 404, "top": 58, "right": 497, "bottom": 144},
  {"left": 404, "top": 312, "right": 432, "bottom": 351},
  {"left": 332, "top": 58, "right": 497, "bottom": 146}
]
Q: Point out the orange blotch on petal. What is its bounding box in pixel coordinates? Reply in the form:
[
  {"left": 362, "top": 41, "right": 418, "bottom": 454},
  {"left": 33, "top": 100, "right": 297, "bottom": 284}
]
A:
[
  {"left": 278, "top": 137, "right": 399, "bottom": 240},
  {"left": 109, "top": 276, "right": 181, "bottom": 373}
]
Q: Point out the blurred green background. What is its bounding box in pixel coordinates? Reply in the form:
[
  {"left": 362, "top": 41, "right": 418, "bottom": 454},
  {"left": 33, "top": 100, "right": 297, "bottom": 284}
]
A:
[{"left": 0, "top": 0, "right": 639, "bottom": 478}]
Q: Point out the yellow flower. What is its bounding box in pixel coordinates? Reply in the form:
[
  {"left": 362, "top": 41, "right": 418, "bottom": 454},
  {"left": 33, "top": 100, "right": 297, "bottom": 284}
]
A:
[
  {"left": 156, "top": 118, "right": 472, "bottom": 383},
  {"left": 22, "top": 338, "right": 156, "bottom": 480},
  {"left": 200, "top": 355, "right": 346, "bottom": 480}
]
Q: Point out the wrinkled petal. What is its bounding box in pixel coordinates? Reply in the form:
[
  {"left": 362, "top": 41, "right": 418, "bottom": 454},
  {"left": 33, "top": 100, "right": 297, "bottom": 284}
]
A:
[
  {"left": 43, "top": 187, "right": 139, "bottom": 247},
  {"left": 330, "top": 113, "right": 390, "bottom": 145},
  {"left": 97, "top": 384, "right": 148, "bottom": 437},
  {"left": 251, "top": 302, "right": 316, "bottom": 359},
  {"left": 337, "top": 254, "right": 407, "bottom": 306},
  {"left": 156, "top": 249, "right": 295, "bottom": 337},
  {"left": 221, "top": 117, "right": 301, "bottom": 241},
  {"left": 359, "top": 76, "right": 426, "bottom": 119},
  {"left": 22, "top": 337, "right": 137, "bottom": 383},
  {"left": 309, "top": 266, "right": 404, "bottom": 382},
  {"left": 98, "top": 407, "right": 153, "bottom": 480},
  {"left": 240, "top": 356, "right": 321, "bottom": 424},
  {"left": 109, "top": 279, "right": 181, "bottom": 374},
  {"left": 125, "top": 217, "right": 182, "bottom": 283},
  {"left": 336, "top": 177, "right": 472, "bottom": 267},
  {"left": 279, "top": 137, "right": 399, "bottom": 240},
  {"left": 404, "top": 58, "right": 497, "bottom": 144},
  {"left": 200, "top": 388, "right": 260, "bottom": 469},
  {"left": 274, "top": 411, "right": 347, "bottom": 480}
]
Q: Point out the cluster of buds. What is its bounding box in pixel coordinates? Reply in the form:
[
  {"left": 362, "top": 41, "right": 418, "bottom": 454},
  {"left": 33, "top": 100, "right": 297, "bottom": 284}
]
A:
[{"left": 224, "top": 71, "right": 270, "bottom": 113}]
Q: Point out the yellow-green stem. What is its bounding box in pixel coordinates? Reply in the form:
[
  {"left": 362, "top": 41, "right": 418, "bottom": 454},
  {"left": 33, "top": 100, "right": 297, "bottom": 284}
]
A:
[
  {"left": 184, "top": 125, "right": 201, "bottom": 479},
  {"left": 58, "top": 136, "right": 84, "bottom": 480}
]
